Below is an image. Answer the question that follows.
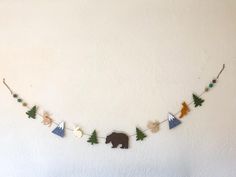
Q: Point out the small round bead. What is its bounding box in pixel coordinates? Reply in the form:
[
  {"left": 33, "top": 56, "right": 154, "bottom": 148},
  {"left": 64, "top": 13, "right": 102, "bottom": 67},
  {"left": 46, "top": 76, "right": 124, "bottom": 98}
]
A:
[
  {"left": 17, "top": 98, "right": 23, "bottom": 102},
  {"left": 205, "top": 87, "right": 209, "bottom": 92},
  {"left": 13, "top": 94, "right": 18, "bottom": 98},
  {"left": 209, "top": 83, "right": 214, "bottom": 88},
  {"left": 22, "top": 103, "right": 27, "bottom": 107},
  {"left": 212, "top": 79, "right": 217, "bottom": 83}
]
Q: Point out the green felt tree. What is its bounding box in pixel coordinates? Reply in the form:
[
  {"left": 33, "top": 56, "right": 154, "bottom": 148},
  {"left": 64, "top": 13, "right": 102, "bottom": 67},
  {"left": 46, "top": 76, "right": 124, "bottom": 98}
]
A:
[
  {"left": 87, "top": 130, "right": 98, "bottom": 145},
  {"left": 136, "top": 127, "right": 147, "bottom": 141},
  {"left": 26, "top": 105, "right": 37, "bottom": 119},
  {"left": 192, "top": 94, "right": 204, "bottom": 107}
]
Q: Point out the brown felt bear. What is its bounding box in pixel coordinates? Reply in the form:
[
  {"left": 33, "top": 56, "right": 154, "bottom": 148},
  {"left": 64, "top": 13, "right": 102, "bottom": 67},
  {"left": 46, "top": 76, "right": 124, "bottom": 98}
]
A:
[{"left": 105, "top": 132, "right": 129, "bottom": 149}]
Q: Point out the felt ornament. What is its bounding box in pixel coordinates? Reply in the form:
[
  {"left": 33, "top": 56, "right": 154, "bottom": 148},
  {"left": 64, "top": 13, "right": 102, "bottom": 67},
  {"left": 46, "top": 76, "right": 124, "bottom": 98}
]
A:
[
  {"left": 52, "top": 122, "right": 65, "bottom": 137},
  {"left": 105, "top": 132, "right": 129, "bottom": 149},
  {"left": 42, "top": 112, "right": 53, "bottom": 127},
  {"left": 179, "top": 102, "right": 190, "bottom": 118},
  {"left": 136, "top": 128, "right": 147, "bottom": 141},
  {"left": 87, "top": 130, "right": 98, "bottom": 145},
  {"left": 168, "top": 113, "right": 181, "bottom": 129},
  {"left": 73, "top": 127, "right": 83, "bottom": 138},
  {"left": 26, "top": 106, "right": 37, "bottom": 119},
  {"left": 147, "top": 121, "right": 160, "bottom": 133},
  {"left": 192, "top": 94, "right": 204, "bottom": 107}
]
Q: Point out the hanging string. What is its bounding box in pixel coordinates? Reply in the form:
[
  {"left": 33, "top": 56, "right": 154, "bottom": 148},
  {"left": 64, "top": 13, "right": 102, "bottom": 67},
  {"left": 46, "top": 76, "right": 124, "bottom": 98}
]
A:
[
  {"left": 2, "top": 78, "right": 106, "bottom": 138},
  {"left": 130, "top": 64, "right": 225, "bottom": 136},
  {"left": 2, "top": 64, "right": 225, "bottom": 139},
  {"left": 216, "top": 64, "right": 225, "bottom": 79},
  {"left": 3, "top": 78, "right": 13, "bottom": 95}
]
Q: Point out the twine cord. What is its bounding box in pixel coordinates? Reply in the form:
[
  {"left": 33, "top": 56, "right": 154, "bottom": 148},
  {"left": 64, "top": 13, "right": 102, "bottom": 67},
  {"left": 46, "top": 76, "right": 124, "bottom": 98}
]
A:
[
  {"left": 216, "top": 64, "right": 225, "bottom": 79},
  {"left": 3, "top": 64, "right": 225, "bottom": 139},
  {"left": 3, "top": 78, "right": 13, "bottom": 95},
  {"left": 130, "top": 64, "right": 225, "bottom": 137}
]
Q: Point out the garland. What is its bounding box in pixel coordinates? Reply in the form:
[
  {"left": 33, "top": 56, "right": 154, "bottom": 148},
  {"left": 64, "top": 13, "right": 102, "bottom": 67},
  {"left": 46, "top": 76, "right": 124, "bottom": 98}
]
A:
[{"left": 3, "top": 64, "right": 225, "bottom": 149}]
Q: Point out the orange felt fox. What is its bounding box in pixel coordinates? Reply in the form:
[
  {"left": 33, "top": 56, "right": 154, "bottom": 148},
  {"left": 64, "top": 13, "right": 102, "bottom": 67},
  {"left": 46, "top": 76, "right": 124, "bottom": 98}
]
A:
[{"left": 179, "top": 102, "right": 190, "bottom": 118}]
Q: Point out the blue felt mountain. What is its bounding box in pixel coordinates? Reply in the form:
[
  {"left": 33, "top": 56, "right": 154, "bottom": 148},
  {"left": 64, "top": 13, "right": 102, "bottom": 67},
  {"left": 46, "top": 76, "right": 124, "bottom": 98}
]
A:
[
  {"left": 52, "top": 122, "right": 65, "bottom": 137},
  {"left": 168, "top": 113, "right": 181, "bottom": 129}
]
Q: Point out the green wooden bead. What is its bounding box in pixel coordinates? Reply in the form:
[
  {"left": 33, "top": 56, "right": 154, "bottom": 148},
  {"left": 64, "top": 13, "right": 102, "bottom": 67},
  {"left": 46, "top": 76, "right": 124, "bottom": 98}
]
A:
[
  {"left": 209, "top": 83, "right": 214, "bottom": 88},
  {"left": 17, "top": 99, "right": 23, "bottom": 102}
]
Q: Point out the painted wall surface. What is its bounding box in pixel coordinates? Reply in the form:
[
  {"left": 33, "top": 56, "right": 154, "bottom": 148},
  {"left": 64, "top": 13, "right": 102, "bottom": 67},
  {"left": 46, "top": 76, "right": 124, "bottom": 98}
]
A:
[{"left": 0, "top": 1, "right": 236, "bottom": 177}]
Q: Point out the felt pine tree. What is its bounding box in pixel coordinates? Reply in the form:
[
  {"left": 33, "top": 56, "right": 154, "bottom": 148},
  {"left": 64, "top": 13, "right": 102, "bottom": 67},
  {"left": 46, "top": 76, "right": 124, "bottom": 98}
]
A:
[
  {"left": 87, "top": 130, "right": 98, "bottom": 145},
  {"left": 192, "top": 94, "right": 204, "bottom": 107},
  {"left": 26, "top": 105, "right": 37, "bottom": 119},
  {"left": 136, "top": 128, "right": 147, "bottom": 141}
]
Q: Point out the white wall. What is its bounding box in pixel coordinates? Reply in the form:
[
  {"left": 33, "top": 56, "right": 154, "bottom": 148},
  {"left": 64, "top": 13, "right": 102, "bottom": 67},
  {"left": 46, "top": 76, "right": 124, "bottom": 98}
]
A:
[{"left": 0, "top": 0, "right": 236, "bottom": 177}]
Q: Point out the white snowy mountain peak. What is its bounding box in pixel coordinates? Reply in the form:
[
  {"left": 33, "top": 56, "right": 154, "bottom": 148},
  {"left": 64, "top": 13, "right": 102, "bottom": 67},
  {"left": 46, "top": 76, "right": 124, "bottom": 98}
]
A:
[
  {"left": 57, "top": 122, "right": 64, "bottom": 129},
  {"left": 168, "top": 113, "right": 175, "bottom": 121}
]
